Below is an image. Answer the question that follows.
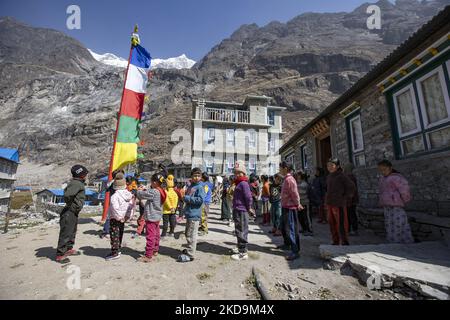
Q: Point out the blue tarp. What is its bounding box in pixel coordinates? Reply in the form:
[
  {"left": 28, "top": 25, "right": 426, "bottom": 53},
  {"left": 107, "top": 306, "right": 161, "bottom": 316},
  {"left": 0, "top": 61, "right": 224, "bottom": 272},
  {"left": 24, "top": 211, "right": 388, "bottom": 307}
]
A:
[
  {"left": 0, "top": 148, "right": 19, "bottom": 163},
  {"left": 15, "top": 186, "right": 31, "bottom": 191},
  {"left": 41, "top": 188, "right": 98, "bottom": 197}
]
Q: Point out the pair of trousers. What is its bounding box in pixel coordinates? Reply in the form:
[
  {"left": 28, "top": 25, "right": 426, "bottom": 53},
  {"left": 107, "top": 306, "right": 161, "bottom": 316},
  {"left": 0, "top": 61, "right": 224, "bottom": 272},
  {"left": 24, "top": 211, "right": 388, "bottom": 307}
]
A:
[
  {"left": 298, "top": 206, "right": 313, "bottom": 233},
  {"left": 185, "top": 219, "right": 199, "bottom": 257},
  {"left": 262, "top": 199, "right": 270, "bottom": 224},
  {"left": 200, "top": 204, "right": 209, "bottom": 232},
  {"left": 270, "top": 201, "right": 282, "bottom": 230},
  {"left": 233, "top": 209, "right": 249, "bottom": 253},
  {"left": 347, "top": 205, "right": 358, "bottom": 232},
  {"left": 221, "top": 199, "right": 232, "bottom": 220},
  {"left": 327, "top": 206, "right": 349, "bottom": 245},
  {"left": 102, "top": 216, "right": 110, "bottom": 234},
  {"left": 145, "top": 221, "right": 160, "bottom": 258},
  {"left": 57, "top": 209, "right": 78, "bottom": 256},
  {"left": 317, "top": 204, "right": 327, "bottom": 222},
  {"left": 161, "top": 214, "right": 177, "bottom": 236},
  {"left": 136, "top": 214, "right": 145, "bottom": 235},
  {"left": 110, "top": 219, "right": 124, "bottom": 255},
  {"left": 383, "top": 207, "right": 414, "bottom": 244},
  {"left": 281, "top": 208, "right": 300, "bottom": 254}
]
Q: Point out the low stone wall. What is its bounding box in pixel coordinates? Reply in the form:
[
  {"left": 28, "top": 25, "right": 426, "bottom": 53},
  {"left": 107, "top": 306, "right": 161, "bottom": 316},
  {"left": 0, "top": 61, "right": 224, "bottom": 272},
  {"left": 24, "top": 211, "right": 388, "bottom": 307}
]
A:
[{"left": 358, "top": 206, "right": 450, "bottom": 244}]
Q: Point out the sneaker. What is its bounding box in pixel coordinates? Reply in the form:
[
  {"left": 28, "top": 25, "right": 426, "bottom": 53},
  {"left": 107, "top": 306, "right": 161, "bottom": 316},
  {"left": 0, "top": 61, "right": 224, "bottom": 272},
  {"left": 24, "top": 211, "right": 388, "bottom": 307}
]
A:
[
  {"left": 231, "top": 252, "right": 248, "bottom": 261},
  {"left": 177, "top": 254, "right": 193, "bottom": 263},
  {"left": 137, "top": 255, "right": 152, "bottom": 263},
  {"left": 229, "top": 247, "right": 239, "bottom": 255},
  {"left": 56, "top": 255, "right": 70, "bottom": 264},
  {"left": 105, "top": 253, "right": 120, "bottom": 261},
  {"left": 168, "top": 233, "right": 174, "bottom": 237},
  {"left": 285, "top": 253, "right": 300, "bottom": 261},
  {"left": 66, "top": 249, "right": 81, "bottom": 256}
]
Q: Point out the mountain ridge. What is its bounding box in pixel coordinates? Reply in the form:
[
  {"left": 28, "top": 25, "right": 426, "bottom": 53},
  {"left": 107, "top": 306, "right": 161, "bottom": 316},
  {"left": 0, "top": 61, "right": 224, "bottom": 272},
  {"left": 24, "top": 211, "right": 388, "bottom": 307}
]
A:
[{"left": 1, "top": 0, "right": 448, "bottom": 186}]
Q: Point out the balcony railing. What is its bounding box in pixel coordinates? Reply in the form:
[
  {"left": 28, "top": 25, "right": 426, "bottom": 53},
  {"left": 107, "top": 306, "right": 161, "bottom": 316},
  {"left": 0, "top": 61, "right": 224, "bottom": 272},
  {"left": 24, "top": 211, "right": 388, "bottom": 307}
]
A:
[{"left": 199, "top": 107, "right": 250, "bottom": 124}]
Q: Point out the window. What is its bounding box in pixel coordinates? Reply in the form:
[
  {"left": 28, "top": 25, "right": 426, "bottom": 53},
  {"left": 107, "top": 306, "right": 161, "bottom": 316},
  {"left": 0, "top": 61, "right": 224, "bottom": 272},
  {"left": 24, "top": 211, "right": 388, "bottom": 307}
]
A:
[
  {"left": 285, "top": 153, "right": 295, "bottom": 169},
  {"left": 393, "top": 85, "right": 421, "bottom": 137},
  {"left": 269, "top": 162, "right": 276, "bottom": 176},
  {"left": 349, "top": 115, "right": 364, "bottom": 153},
  {"left": 249, "top": 157, "right": 256, "bottom": 174},
  {"left": 226, "top": 156, "right": 235, "bottom": 174},
  {"left": 268, "top": 134, "right": 275, "bottom": 153},
  {"left": 268, "top": 111, "right": 275, "bottom": 126},
  {"left": 300, "top": 144, "right": 308, "bottom": 170},
  {"left": 248, "top": 130, "right": 256, "bottom": 148},
  {"left": 416, "top": 66, "right": 450, "bottom": 129},
  {"left": 205, "top": 156, "right": 214, "bottom": 174},
  {"left": 345, "top": 112, "right": 366, "bottom": 167},
  {"left": 226, "top": 129, "right": 235, "bottom": 147},
  {"left": 206, "top": 127, "right": 215, "bottom": 145},
  {"left": 390, "top": 64, "right": 450, "bottom": 157}
]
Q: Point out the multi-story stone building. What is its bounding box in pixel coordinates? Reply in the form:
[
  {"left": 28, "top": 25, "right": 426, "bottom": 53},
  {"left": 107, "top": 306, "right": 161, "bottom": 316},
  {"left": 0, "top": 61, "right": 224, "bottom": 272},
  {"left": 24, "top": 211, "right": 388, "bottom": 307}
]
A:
[
  {"left": 0, "top": 148, "right": 20, "bottom": 213},
  {"left": 191, "top": 95, "right": 285, "bottom": 176},
  {"left": 280, "top": 7, "right": 450, "bottom": 242}
]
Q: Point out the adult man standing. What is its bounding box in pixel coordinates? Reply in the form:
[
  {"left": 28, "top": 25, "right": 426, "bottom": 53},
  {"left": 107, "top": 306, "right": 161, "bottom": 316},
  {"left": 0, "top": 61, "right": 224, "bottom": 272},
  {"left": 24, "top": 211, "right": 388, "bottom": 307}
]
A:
[{"left": 279, "top": 161, "right": 302, "bottom": 261}]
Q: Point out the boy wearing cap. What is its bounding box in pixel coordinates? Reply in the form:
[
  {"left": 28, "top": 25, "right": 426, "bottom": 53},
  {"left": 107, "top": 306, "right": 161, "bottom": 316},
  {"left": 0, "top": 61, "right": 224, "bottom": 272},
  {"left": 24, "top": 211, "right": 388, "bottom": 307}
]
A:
[
  {"left": 326, "top": 158, "right": 356, "bottom": 246},
  {"left": 230, "top": 160, "right": 253, "bottom": 261},
  {"left": 56, "top": 165, "right": 88, "bottom": 263}
]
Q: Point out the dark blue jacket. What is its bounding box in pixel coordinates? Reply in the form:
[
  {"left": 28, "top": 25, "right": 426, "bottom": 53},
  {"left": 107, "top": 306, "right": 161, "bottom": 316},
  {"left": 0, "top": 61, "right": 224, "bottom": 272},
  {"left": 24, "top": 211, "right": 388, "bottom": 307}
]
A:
[{"left": 183, "top": 182, "right": 206, "bottom": 220}]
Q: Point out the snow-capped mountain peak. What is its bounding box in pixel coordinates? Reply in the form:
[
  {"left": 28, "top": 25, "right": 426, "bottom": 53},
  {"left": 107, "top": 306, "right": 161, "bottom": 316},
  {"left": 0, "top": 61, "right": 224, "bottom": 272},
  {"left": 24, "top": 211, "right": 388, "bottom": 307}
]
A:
[
  {"left": 88, "top": 49, "right": 195, "bottom": 70},
  {"left": 88, "top": 49, "right": 128, "bottom": 68}
]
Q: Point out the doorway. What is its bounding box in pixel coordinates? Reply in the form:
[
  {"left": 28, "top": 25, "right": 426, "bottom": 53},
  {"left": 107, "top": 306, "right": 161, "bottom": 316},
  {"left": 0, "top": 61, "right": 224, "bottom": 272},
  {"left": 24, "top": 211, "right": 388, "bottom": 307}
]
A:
[{"left": 318, "top": 136, "right": 332, "bottom": 171}]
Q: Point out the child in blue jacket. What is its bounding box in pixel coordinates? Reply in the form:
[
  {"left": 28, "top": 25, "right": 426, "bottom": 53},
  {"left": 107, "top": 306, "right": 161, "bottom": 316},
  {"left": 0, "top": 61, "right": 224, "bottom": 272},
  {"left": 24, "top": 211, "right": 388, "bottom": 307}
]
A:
[{"left": 179, "top": 167, "right": 206, "bottom": 262}]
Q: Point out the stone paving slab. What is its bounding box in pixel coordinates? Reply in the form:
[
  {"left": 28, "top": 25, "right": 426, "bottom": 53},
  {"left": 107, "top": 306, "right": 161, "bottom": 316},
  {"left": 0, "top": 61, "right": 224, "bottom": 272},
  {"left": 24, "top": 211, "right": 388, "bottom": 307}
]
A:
[{"left": 319, "top": 242, "right": 450, "bottom": 299}]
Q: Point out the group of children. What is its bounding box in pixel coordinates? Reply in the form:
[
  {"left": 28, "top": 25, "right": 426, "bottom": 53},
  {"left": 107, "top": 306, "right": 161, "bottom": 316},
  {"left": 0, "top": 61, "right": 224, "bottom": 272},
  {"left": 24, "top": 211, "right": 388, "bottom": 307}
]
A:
[{"left": 55, "top": 157, "right": 415, "bottom": 263}]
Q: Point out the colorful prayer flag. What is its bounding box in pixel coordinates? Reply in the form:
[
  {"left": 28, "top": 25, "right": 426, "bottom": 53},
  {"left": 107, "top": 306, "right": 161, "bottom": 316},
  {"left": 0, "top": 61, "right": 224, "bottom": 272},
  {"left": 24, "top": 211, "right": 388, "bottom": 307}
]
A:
[{"left": 112, "top": 44, "right": 151, "bottom": 171}]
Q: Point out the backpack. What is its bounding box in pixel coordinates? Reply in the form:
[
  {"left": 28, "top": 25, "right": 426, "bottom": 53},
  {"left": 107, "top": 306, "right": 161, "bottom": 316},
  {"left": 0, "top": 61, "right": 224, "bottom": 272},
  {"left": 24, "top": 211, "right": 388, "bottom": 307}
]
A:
[{"left": 156, "top": 187, "right": 167, "bottom": 204}]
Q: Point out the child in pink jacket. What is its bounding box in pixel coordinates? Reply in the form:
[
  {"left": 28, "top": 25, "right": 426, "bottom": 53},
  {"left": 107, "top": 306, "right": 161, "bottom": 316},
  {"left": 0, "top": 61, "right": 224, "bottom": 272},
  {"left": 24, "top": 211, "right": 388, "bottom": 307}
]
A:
[
  {"left": 105, "top": 173, "right": 133, "bottom": 261},
  {"left": 377, "top": 160, "right": 414, "bottom": 244}
]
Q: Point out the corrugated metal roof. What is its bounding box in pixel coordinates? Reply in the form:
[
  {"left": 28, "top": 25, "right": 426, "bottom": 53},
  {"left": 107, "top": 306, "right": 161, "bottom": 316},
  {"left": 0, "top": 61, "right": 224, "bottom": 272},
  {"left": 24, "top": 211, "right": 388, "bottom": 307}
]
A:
[
  {"left": 38, "top": 188, "right": 97, "bottom": 196},
  {"left": 0, "top": 148, "right": 19, "bottom": 163},
  {"left": 280, "top": 5, "right": 450, "bottom": 153}
]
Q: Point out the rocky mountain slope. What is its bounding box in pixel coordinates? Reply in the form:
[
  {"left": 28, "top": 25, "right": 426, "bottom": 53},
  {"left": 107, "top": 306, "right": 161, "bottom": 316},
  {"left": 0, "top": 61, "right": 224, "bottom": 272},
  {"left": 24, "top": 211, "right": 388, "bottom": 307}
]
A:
[{"left": 0, "top": 0, "right": 448, "bottom": 186}]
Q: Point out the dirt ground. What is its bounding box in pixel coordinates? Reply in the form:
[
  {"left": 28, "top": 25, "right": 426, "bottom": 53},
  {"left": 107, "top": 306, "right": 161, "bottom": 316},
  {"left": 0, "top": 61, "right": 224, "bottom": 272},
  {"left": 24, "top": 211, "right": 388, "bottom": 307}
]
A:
[{"left": 0, "top": 205, "right": 402, "bottom": 300}]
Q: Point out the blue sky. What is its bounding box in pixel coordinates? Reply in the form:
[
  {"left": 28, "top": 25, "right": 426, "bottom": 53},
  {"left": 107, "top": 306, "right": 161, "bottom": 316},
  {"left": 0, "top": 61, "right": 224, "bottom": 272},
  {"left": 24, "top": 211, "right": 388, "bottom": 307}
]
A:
[{"left": 0, "top": 0, "right": 386, "bottom": 61}]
